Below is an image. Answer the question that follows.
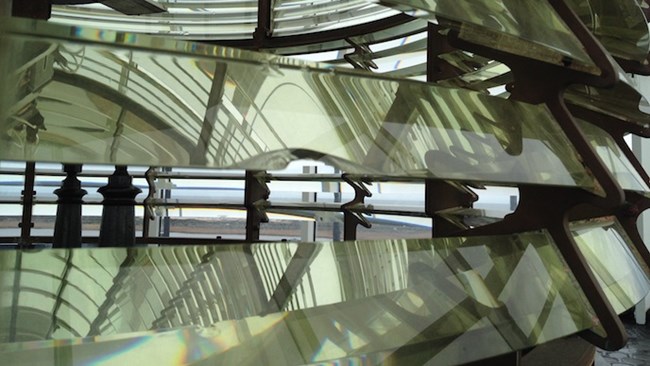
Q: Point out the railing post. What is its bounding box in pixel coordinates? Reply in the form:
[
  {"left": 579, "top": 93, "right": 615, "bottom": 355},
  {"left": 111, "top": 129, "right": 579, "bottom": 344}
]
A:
[
  {"left": 98, "top": 166, "right": 141, "bottom": 247},
  {"left": 53, "top": 164, "right": 87, "bottom": 248}
]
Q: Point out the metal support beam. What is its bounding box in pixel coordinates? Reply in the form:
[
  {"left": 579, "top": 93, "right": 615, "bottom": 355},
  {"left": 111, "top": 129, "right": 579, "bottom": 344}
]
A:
[
  {"left": 11, "top": 0, "right": 51, "bottom": 19},
  {"left": 300, "top": 166, "right": 317, "bottom": 242},
  {"left": 426, "top": 23, "right": 462, "bottom": 82},
  {"left": 254, "top": 0, "right": 274, "bottom": 47},
  {"left": 18, "top": 162, "right": 36, "bottom": 248},
  {"left": 244, "top": 170, "right": 270, "bottom": 242}
]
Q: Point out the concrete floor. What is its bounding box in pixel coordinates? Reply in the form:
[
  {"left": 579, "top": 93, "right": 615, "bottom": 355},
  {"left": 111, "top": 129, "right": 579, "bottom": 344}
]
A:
[{"left": 596, "top": 315, "right": 650, "bottom": 366}]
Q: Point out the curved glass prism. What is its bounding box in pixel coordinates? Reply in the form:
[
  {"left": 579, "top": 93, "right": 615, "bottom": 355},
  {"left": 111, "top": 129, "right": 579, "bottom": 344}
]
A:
[
  {"left": 265, "top": 18, "right": 427, "bottom": 57},
  {"left": 272, "top": 0, "right": 400, "bottom": 36},
  {"left": 576, "top": 119, "right": 650, "bottom": 192},
  {"left": 566, "top": 0, "right": 650, "bottom": 62},
  {"left": 0, "top": 18, "right": 602, "bottom": 194},
  {"left": 370, "top": 0, "right": 599, "bottom": 74},
  {"left": 50, "top": 1, "right": 259, "bottom": 40},
  {"left": 572, "top": 217, "right": 650, "bottom": 314},
  {"left": 0, "top": 233, "right": 597, "bottom": 365},
  {"left": 565, "top": 68, "right": 650, "bottom": 135},
  {"left": 49, "top": 0, "right": 402, "bottom": 40}
]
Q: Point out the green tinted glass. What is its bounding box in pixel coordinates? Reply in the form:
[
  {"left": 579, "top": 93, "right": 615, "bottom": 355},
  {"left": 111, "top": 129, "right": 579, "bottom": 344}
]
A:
[
  {"left": 436, "top": 59, "right": 511, "bottom": 92},
  {"left": 272, "top": 0, "right": 399, "bottom": 36},
  {"left": 565, "top": 72, "right": 650, "bottom": 133},
  {"left": 572, "top": 217, "right": 650, "bottom": 314},
  {"left": 435, "top": 207, "right": 507, "bottom": 231},
  {"left": 373, "top": 0, "right": 598, "bottom": 74},
  {"left": 566, "top": 0, "right": 650, "bottom": 62},
  {"left": 50, "top": 1, "right": 258, "bottom": 40},
  {"left": 576, "top": 119, "right": 650, "bottom": 192},
  {"left": 0, "top": 19, "right": 601, "bottom": 193},
  {"left": 265, "top": 19, "right": 428, "bottom": 57},
  {"left": 0, "top": 233, "right": 596, "bottom": 365}
]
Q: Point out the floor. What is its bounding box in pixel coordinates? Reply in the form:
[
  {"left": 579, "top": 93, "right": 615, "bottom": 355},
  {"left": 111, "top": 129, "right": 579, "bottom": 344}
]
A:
[{"left": 596, "top": 314, "right": 650, "bottom": 366}]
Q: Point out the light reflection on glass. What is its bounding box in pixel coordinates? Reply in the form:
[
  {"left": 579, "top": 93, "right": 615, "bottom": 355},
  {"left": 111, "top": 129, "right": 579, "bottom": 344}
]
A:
[
  {"left": 565, "top": 0, "right": 650, "bottom": 62},
  {"left": 572, "top": 217, "right": 650, "bottom": 314},
  {"left": 0, "top": 19, "right": 602, "bottom": 194},
  {"left": 373, "top": 0, "right": 597, "bottom": 73},
  {"left": 1, "top": 232, "right": 597, "bottom": 365},
  {"left": 576, "top": 119, "right": 650, "bottom": 192}
]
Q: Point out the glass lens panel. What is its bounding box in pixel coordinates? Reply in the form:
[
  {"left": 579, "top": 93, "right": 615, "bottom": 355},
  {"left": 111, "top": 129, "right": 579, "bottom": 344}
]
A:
[
  {"left": 273, "top": 0, "right": 400, "bottom": 36},
  {"left": 566, "top": 0, "right": 650, "bottom": 62},
  {"left": 151, "top": 208, "right": 248, "bottom": 240},
  {"left": 356, "top": 214, "right": 431, "bottom": 239},
  {"left": 0, "top": 19, "right": 601, "bottom": 194},
  {"left": 0, "top": 232, "right": 597, "bottom": 365},
  {"left": 372, "top": 0, "right": 598, "bottom": 74},
  {"left": 50, "top": 1, "right": 258, "bottom": 40},
  {"left": 437, "top": 58, "right": 512, "bottom": 93},
  {"left": 565, "top": 74, "right": 650, "bottom": 132},
  {"left": 272, "top": 18, "right": 428, "bottom": 57},
  {"left": 576, "top": 119, "right": 650, "bottom": 192},
  {"left": 572, "top": 217, "right": 650, "bottom": 314},
  {"left": 261, "top": 209, "right": 345, "bottom": 241}
]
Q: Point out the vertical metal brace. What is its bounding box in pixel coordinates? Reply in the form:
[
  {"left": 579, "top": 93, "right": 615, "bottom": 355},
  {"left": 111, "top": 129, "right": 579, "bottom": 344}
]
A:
[
  {"left": 341, "top": 174, "right": 372, "bottom": 241},
  {"left": 424, "top": 24, "right": 481, "bottom": 238},
  {"left": 253, "top": 0, "right": 274, "bottom": 48},
  {"left": 426, "top": 23, "right": 465, "bottom": 82},
  {"left": 18, "top": 162, "right": 36, "bottom": 248},
  {"left": 245, "top": 170, "right": 270, "bottom": 242}
]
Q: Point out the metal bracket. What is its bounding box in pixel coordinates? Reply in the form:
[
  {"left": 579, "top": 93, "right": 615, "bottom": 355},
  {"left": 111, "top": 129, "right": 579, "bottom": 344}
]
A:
[
  {"left": 425, "top": 180, "right": 478, "bottom": 237},
  {"left": 245, "top": 170, "right": 270, "bottom": 242},
  {"left": 344, "top": 38, "right": 378, "bottom": 71},
  {"left": 341, "top": 174, "right": 373, "bottom": 240},
  {"left": 142, "top": 166, "right": 158, "bottom": 238}
]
